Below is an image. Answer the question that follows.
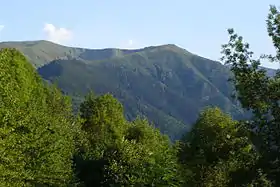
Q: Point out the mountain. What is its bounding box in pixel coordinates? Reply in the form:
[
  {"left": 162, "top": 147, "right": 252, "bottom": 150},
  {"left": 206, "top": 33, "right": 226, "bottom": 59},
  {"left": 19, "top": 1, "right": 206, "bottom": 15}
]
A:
[
  {"left": 0, "top": 40, "right": 145, "bottom": 68},
  {"left": 0, "top": 40, "right": 276, "bottom": 140}
]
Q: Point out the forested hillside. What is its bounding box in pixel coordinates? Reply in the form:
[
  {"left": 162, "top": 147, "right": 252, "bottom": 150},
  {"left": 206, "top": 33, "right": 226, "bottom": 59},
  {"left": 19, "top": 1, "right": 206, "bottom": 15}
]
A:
[{"left": 0, "top": 41, "right": 256, "bottom": 140}]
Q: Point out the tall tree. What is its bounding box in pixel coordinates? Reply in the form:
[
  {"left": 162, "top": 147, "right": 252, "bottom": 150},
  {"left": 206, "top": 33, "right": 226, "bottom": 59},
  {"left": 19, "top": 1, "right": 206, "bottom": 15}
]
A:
[
  {"left": 0, "top": 49, "right": 75, "bottom": 186},
  {"left": 76, "top": 93, "right": 182, "bottom": 186},
  {"left": 221, "top": 4, "right": 280, "bottom": 186},
  {"left": 75, "top": 93, "right": 128, "bottom": 186},
  {"left": 111, "top": 117, "right": 182, "bottom": 186},
  {"left": 178, "top": 108, "right": 262, "bottom": 187}
]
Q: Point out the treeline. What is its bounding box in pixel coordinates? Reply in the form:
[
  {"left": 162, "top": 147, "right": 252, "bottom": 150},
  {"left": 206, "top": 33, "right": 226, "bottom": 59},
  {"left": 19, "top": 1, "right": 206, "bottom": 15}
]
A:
[{"left": 0, "top": 4, "right": 280, "bottom": 187}]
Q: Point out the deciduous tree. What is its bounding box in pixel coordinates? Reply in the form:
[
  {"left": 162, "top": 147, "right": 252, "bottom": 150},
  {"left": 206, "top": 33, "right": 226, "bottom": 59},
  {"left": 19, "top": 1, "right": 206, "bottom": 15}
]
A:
[
  {"left": 221, "top": 4, "right": 280, "bottom": 186},
  {"left": 0, "top": 49, "right": 75, "bottom": 186}
]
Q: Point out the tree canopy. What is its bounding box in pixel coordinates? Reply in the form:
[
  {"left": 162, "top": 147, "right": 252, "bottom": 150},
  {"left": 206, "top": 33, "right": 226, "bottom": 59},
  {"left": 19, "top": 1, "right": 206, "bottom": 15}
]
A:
[
  {"left": 221, "top": 4, "right": 280, "bottom": 186},
  {"left": 0, "top": 48, "right": 75, "bottom": 186},
  {"left": 75, "top": 93, "right": 182, "bottom": 186}
]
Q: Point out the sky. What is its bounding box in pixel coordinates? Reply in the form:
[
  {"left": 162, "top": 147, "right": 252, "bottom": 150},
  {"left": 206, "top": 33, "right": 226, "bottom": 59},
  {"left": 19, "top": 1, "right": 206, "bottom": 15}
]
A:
[{"left": 0, "top": 0, "right": 279, "bottom": 68}]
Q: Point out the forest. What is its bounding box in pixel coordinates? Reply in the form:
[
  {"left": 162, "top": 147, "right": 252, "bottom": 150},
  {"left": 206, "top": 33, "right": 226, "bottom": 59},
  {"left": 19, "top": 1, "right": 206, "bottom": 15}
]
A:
[{"left": 0, "top": 4, "right": 280, "bottom": 187}]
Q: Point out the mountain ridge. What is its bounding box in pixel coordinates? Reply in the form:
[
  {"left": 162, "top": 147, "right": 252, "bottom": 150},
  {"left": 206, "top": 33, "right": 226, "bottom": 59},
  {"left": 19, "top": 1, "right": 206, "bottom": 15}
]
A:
[
  {"left": 0, "top": 40, "right": 276, "bottom": 140},
  {"left": 1, "top": 40, "right": 277, "bottom": 70},
  {"left": 0, "top": 40, "right": 194, "bottom": 68}
]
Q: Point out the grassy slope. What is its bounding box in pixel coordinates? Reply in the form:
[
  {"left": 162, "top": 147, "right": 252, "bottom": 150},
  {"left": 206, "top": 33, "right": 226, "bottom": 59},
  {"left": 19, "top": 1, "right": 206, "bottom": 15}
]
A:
[
  {"left": 0, "top": 40, "right": 146, "bottom": 68},
  {"left": 0, "top": 40, "right": 84, "bottom": 68}
]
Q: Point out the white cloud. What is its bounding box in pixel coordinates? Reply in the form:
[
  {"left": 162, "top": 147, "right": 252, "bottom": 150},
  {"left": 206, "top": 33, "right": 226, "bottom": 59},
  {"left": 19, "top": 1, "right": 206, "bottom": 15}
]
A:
[
  {"left": 43, "top": 23, "right": 72, "bottom": 44},
  {"left": 128, "top": 39, "right": 133, "bottom": 46},
  {"left": 119, "top": 39, "right": 138, "bottom": 49},
  {"left": 0, "top": 25, "right": 4, "bottom": 32}
]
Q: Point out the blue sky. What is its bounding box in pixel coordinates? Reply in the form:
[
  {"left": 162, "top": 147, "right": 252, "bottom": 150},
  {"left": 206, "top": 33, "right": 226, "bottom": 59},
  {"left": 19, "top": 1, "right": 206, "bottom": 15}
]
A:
[{"left": 0, "top": 0, "right": 279, "bottom": 68}]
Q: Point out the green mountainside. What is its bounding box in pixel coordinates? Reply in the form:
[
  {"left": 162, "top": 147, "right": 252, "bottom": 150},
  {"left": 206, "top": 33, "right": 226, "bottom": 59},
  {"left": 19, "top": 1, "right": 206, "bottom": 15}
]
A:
[
  {"left": 0, "top": 40, "right": 144, "bottom": 68},
  {"left": 0, "top": 40, "right": 259, "bottom": 139}
]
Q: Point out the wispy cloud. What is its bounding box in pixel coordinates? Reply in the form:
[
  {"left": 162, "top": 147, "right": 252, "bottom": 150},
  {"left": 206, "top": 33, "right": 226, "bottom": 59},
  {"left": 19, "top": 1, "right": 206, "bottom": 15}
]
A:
[
  {"left": 0, "top": 25, "right": 4, "bottom": 32},
  {"left": 119, "top": 39, "right": 139, "bottom": 49},
  {"left": 43, "top": 23, "right": 72, "bottom": 44},
  {"left": 128, "top": 39, "right": 133, "bottom": 46}
]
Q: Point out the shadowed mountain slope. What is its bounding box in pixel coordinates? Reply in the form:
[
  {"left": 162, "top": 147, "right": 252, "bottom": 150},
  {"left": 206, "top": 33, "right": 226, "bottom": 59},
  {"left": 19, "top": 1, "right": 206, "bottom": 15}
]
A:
[{"left": 1, "top": 40, "right": 275, "bottom": 140}]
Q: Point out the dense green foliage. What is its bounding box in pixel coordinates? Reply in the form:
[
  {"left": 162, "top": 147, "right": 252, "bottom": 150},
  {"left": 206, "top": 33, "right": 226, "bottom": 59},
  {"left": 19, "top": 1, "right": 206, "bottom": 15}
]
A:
[
  {"left": 1, "top": 4, "right": 280, "bottom": 187},
  {"left": 75, "top": 93, "right": 182, "bottom": 186},
  {"left": 220, "top": 4, "right": 280, "bottom": 186},
  {"left": 178, "top": 108, "right": 264, "bottom": 186},
  {"left": 0, "top": 49, "right": 75, "bottom": 186},
  {"left": 0, "top": 47, "right": 254, "bottom": 187}
]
